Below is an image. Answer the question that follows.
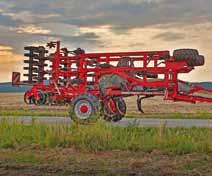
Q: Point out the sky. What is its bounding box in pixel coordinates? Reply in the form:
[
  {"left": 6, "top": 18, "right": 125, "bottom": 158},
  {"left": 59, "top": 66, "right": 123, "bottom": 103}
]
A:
[{"left": 0, "top": 0, "right": 212, "bottom": 82}]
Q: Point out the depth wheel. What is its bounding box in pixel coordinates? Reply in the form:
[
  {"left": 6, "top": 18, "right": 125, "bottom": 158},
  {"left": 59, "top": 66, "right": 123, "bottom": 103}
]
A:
[
  {"left": 70, "top": 94, "right": 100, "bottom": 123},
  {"left": 34, "top": 91, "right": 47, "bottom": 105},
  {"left": 24, "top": 92, "right": 35, "bottom": 105},
  {"left": 103, "top": 97, "right": 126, "bottom": 122}
]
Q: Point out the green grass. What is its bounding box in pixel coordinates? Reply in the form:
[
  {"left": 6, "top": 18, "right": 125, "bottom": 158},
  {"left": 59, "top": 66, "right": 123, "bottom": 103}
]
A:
[
  {"left": 6, "top": 152, "right": 43, "bottom": 164},
  {"left": 1, "top": 107, "right": 212, "bottom": 120},
  {"left": 126, "top": 112, "right": 212, "bottom": 119},
  {"left": 0, "top": 120, "right": 211, "bottom": 154},
  {"left": 0, "top": 107, "right": 68, "bottom": 117}
]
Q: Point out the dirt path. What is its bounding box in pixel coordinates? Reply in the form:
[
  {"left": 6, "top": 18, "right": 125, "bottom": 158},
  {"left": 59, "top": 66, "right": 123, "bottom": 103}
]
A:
[
  {"left": 1, "top": 93, "right": 212, "bottom": 114},
  {"left": 0, "top": 148, "right": 211, "bottom": 176}
]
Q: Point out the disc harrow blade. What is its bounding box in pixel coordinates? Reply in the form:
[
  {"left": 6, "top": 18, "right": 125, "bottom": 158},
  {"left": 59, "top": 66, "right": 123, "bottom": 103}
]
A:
[
  {"left": 24, "top": 53, "right": 39, "bottom": 57},
  {"left": 24, "top": 46, "right": 39, "bottom": 51},
  {"left": 23, "top": 67, "right": 39, "bottom": 71},
  {"left": 24, "top": 60, "right": 39, "bottom": 64},
  {"left": 24, "top": 73, "right": 38, "bottom": 77}
]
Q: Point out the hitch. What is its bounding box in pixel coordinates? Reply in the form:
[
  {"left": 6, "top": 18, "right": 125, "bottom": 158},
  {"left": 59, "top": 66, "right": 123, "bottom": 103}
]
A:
[{"left": 12, "top": 72, "right": 20, "bottom": 86}]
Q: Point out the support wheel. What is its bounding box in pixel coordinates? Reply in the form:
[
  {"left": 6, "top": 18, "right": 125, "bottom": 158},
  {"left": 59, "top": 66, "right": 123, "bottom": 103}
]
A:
[
  {"left": 70, "top": 94, "right": 100, "bottom": 123},
  {"left": 34, "top": 91, "right": 47, "bottom": 105},
  {"left": 24, "top": 92, "right": 35, "bottom": 105},
  {"left": 103, "top": 97, "right": 126, "bottom": 122}
]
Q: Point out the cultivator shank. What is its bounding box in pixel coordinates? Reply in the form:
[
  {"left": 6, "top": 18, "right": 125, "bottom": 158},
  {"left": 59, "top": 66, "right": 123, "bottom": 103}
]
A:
[{"left": 12, "top": 41, "right": 212, "bottom": 122}]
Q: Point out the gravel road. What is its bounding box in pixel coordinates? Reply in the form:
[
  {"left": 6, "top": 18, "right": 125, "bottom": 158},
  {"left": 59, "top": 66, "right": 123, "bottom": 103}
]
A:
[{"left": 0, "top": 116, "right": 212, "bottom": 128}]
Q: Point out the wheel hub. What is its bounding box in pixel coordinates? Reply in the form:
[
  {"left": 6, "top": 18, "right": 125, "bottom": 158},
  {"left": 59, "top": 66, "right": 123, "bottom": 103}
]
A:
[
  {"left": 108, "top": 99, "right": 116, "bottom": 112},
  {"left": 80, "top": 104, "right": 89, "bottom": 113}
]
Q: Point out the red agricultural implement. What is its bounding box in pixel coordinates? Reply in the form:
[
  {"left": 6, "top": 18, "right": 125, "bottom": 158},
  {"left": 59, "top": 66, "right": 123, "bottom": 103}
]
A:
[{"left": 12, "top": 41, "right": 212, "bottom": 122}]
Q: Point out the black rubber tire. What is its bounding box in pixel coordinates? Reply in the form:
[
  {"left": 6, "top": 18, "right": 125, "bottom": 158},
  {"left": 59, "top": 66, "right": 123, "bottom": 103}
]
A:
[
  {"left": 24, "top": 92, "right": 35, "bottom": 105},
  {"left": 113, "top": 97, "right": 126, "bottom": 122},
  {"left": 103, "top": 97, "right": 126, "bottom": 122},
  {"left": 195, "top": 55, "right": 205, "bottom": 66},
  {"left": 70, "top": 94, "right": 100, "bottom": 123},
  {"left": 34, "top": 91, "right": 47, "bottom": 105},
  {"left": 173, "top": 49, "right": 202, "bottom": 66},
  {"left": 173, "top": 49, "right": 199, "bottom": 57}
]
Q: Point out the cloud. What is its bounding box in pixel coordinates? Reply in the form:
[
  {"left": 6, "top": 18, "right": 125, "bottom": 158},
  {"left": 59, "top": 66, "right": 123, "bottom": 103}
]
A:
[
  {"left": 2, "top": 11, "right": 60, "bottom": 23},
  {"left": 152, "top": 32, "right": 185, "bottom": 41},
  {"left": 9, "top": 24, "right": 51, "bottom": 34},
  {"left": 0, "top": 45, "right": 13, "bottom": 51},
  {"left": 0, "top": 22, "right": 101, "bottom": 57},
  {"left": 0, "top": 44, "right": 23, "bottom": 82},
  {"left": 0, "top": 0, "right": 211, "bottom": 33},
  {"left": 0, "top": 44, "right": 22, "bottom": 61},
  {"left": 0, "top": 0, "right": 212, "bottom": 82},
  {"left": 51, "top": 0, "right": 212, "bottom": 32}
]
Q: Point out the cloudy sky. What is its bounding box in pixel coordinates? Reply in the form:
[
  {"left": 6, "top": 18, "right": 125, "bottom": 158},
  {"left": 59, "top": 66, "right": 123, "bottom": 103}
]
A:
[{"left": 0, "top": 0, "right": 212, "bottom": 82}]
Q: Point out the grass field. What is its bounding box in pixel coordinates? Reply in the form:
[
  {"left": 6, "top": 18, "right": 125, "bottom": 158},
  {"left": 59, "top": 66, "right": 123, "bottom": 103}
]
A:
[
  {"left": 0, "top": 120, "right": 211, "bottom": 153},
  {"left": 0, "top": 120, "right": 211, "bottom": 175},
  {"left": 0, "top": 93, "right": 212, "bottom": 175},
  {"left": 1, "top": 93, "right": 212, "bottom": 119}
]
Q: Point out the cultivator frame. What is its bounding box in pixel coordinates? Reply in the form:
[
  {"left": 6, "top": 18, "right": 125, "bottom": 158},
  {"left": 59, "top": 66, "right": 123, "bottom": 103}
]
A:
[{"left": 12, "top": 41, "right": 212, "bottom": 122}]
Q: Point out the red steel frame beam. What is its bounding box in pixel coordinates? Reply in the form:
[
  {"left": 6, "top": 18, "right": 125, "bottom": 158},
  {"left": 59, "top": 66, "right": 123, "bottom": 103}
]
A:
[{"left": 12, "top": 41, "right": 212, "bottom": 104}]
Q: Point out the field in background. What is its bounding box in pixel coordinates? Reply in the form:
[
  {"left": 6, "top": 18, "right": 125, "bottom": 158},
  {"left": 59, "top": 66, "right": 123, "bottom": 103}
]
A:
[{"left": 1, "top": 93, "right": 212, "bottom": 119}]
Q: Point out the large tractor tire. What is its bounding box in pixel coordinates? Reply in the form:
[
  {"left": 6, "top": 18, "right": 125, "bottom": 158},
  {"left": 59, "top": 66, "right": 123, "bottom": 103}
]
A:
[
  {"left": 173, "top": 49, "right": 204, "bottom": 66},
  {"left": 103, "top": 97, "right": 126, "bottom": 122},
  {"left": 70, "top": 94, "right": 100, "bottom": 123}
]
